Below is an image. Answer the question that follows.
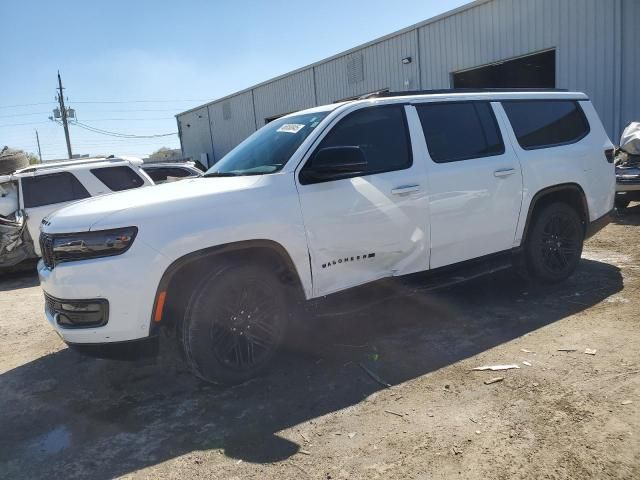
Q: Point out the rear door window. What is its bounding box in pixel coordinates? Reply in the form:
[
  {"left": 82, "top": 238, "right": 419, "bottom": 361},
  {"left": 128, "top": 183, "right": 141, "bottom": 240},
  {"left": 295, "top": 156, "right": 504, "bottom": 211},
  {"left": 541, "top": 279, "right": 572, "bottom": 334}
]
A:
[
  {"left": 22, "top": 172, "right": 91, "bottom": 208},
  {"left": 91, "top": 166, "right": 145, "bottom": 191},
  {"left": 502, "top": 100, "right": 589, "bottom": 149},
  {"left": 415, "top": 102, "right": 504, "bottom": 163}
]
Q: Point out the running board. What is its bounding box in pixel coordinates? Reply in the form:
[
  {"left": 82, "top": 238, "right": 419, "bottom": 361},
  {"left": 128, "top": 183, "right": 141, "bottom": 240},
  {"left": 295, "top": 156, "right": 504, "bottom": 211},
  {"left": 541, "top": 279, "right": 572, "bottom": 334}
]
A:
[{"left": 311, "top": 250, "right": 516, "bottom": 317}]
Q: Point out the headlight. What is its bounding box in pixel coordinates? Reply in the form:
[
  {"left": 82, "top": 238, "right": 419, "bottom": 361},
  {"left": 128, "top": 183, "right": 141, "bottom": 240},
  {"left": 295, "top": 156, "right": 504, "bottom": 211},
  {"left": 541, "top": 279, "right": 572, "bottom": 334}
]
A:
[{"left": 48, "top": 227, "right": 138, "bottom": 265}]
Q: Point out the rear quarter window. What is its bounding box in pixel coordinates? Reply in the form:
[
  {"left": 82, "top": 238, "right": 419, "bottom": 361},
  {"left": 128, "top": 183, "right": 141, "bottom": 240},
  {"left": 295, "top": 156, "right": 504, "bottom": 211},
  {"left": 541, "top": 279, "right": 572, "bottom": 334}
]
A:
[
  {"left": 415, "top": 101, "right": 504, "bottom": 163},
  {"left": 22, "top": 172, "right": 91, "bottom": 208},
  {"left": 502, "top": 100, "right": 590, "bottom": 150},
  {"left": 91, "top": 166, "right": 145, "bottom": 191}
]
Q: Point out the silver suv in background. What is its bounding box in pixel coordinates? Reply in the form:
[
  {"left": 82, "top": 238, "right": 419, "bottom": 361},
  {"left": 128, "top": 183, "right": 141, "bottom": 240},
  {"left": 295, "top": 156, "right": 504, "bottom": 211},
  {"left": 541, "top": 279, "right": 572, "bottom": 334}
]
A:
[
  {"left": 0, "top": 156, "right": 154, "bottom": 270},
  {"left": 140, "top": 161, "right": 202, "bottom": 184}
]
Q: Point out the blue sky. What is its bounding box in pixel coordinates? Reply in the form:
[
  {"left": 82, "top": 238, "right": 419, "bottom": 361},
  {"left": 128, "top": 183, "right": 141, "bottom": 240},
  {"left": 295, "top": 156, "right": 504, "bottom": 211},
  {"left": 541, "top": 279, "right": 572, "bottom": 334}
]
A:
[{"left": 1, "top": 0, "right": 469, "bottom": 160}]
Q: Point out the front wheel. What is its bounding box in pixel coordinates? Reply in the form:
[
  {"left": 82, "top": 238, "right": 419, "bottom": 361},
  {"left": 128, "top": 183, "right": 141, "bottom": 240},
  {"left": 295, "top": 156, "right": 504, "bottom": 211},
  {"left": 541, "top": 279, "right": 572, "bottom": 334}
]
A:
[
  {"left": 526, "top": 202, "right": 584, "bottom": 283},
  {"left": 181, "top": 262, "right": 288, "bottom": 385}
]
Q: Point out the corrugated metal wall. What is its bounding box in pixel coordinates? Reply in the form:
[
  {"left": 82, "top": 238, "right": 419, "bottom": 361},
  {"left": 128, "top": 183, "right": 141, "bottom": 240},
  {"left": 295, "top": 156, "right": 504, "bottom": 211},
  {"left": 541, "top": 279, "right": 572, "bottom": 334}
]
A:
[
  {"left": 176, "top": 107, "right": 213, "bottom": 166},
  {"left": 177, "top": 0, "right": 639, "bottom": 163},
  {"left": 314, "top": 31, "right": 419, "bottom": 104},
  {"left": 418, "top": 0, "right": 620, "bottom": 141},
  {"left": 253, "top": 69, "right": 316, "bottom": 125},
  {"left": 620, "top": 0, "right": 639, "bottom": 136},
  {"left": 207, "top": 91, "right": 256, "bottom": 160}
]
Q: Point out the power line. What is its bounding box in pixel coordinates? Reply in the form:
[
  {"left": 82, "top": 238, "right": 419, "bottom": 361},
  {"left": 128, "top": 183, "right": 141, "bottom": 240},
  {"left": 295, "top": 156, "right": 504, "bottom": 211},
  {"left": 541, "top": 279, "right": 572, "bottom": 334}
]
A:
[
  {"left": 0, "top": 111, "right": 50, "bottom": 119},
  {"left": 0, "top": 120, "right": 51, "bottom": 127},
  {"left": 71, "top": 99, "right": 210, "bottom": 104},
  {"left": 69, "top": 120, "right": 177, "bottom": 138},
  {"left": 0, "top": 102, "right": 55, "bottom": 110}
]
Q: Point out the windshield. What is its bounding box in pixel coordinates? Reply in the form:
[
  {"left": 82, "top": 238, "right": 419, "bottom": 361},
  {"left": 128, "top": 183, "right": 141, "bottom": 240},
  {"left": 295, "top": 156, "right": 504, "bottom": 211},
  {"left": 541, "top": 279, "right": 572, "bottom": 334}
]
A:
[{"left": 204, "top": 112, "right": 329, "bottom": 177}]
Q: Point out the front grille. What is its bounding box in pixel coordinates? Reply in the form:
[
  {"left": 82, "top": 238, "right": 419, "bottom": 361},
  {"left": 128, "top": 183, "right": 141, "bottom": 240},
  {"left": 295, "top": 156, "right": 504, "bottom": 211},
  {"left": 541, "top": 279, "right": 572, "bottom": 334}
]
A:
[{"left": 39, "top": 233, "right": 55, "bottom": 269}]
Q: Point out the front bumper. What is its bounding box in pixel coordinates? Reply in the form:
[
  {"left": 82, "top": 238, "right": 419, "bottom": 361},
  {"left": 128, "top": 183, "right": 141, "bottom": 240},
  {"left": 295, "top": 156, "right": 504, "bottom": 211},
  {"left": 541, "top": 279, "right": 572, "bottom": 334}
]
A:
[{"left": 38, "top": 238, "right": 168, "bottom": 344}]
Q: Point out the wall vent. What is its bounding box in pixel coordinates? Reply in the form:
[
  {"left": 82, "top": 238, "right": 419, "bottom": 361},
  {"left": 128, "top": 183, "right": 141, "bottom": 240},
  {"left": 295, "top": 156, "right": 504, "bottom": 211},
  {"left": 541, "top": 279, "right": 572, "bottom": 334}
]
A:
[
  {"left": 347, "top": 54, "right": 364, "bottom": 85},
  {"left": 222, "top": 101, "right": 232, "bottom": 120}
]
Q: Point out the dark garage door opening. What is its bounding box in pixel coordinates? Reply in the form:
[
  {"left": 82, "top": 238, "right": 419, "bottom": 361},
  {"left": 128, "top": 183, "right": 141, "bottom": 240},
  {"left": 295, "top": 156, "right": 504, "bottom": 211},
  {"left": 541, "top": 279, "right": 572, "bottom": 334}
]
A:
[{"left": 452, "top": 50, "right": 555, "bottom": 89}]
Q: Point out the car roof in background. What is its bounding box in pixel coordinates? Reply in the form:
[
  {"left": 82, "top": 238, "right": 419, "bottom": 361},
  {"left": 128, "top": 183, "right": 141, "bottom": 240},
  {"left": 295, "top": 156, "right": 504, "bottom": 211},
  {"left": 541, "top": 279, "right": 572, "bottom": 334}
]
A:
[
  {"left": 141, "top": 161, "right": 198, "bottom": 169},
  {"left": 11, "top": 156, "right": 144, "bottom": 177}
]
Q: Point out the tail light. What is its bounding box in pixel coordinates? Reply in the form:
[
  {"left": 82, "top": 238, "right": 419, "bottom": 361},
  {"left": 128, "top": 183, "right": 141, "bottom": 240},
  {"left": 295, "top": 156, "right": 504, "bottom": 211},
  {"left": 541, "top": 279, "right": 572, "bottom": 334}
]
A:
[{"left": 605, "top": 148, "right": 615, "bottom": 163}]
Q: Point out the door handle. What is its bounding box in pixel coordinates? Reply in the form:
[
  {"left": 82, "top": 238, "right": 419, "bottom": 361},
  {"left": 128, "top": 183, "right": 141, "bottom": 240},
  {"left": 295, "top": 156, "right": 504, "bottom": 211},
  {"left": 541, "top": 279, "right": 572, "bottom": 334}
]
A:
[
  {"left": 391, "top": 184, "right": 420, "bottom": 195},
  {"left": 494, "top": 168, "right": 516, "bottom": 178}
]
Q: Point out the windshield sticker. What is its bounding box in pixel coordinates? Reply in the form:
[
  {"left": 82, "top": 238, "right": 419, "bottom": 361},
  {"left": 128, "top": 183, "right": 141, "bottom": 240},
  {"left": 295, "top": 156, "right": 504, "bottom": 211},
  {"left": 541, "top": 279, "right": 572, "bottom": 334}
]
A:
[{"left": 277, "top": 123, "right": 305, "bottom": 134}]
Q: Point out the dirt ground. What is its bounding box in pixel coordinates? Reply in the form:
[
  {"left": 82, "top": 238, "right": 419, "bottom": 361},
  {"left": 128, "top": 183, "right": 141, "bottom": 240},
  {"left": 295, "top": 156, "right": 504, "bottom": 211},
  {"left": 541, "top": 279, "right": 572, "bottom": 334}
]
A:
[{"left": 1, "top": 207, "right": 639, "bottom": 480}]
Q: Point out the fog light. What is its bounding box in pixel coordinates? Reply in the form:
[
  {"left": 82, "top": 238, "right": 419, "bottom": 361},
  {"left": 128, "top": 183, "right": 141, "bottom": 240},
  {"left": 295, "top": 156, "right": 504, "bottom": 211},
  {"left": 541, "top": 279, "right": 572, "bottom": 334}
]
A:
[{"left": 45, "top": 294, "right": 109, "bottom": 328}]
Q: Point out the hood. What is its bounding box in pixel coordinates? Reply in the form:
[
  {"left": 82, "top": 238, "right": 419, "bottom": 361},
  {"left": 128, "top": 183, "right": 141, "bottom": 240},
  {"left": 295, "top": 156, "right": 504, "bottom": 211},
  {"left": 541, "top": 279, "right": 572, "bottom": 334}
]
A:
[{"left": 43, "top": 176, "right": 262, "bottom": 233}]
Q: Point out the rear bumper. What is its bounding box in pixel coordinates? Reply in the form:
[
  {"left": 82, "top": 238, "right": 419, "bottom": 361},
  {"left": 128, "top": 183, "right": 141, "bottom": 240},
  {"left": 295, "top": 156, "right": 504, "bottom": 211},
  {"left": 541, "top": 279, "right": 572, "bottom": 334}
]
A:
[
  {"left": 616, "top": 182, "right": 640, "bottom": 192},
  {"left": 585, "top": 209, "right": 613, "bottom": 240}
]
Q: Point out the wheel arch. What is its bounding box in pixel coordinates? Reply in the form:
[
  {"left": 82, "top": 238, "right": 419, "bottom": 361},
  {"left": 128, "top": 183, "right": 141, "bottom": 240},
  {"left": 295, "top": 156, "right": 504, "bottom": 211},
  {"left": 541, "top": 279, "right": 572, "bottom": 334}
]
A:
[
  {"left": 149, "top": 239, "right": 305, "bottom": 335},
  {"left": 520, "top": 183, "right": 589, "bottom": 247}
]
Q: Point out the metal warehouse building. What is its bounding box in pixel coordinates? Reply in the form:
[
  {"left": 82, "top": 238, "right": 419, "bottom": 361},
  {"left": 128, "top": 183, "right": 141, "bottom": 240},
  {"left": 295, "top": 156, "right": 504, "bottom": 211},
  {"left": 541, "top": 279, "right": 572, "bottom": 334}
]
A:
[{"left": 176, "top": 0, "right": 639, "bottom": 167}]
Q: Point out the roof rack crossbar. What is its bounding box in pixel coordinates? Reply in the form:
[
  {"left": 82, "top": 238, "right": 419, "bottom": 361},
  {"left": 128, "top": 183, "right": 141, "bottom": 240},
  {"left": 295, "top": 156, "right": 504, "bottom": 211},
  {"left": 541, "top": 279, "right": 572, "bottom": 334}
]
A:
[{"left": 358, "top": 88, "right": 569, "bottom": 100}]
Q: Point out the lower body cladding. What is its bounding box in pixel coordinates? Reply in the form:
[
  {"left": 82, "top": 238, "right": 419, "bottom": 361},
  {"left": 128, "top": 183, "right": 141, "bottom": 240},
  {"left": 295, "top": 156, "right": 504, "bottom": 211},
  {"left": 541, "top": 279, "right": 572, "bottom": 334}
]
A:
[{"left": 38, "top": 246, "right": 164, "bottom": 357}]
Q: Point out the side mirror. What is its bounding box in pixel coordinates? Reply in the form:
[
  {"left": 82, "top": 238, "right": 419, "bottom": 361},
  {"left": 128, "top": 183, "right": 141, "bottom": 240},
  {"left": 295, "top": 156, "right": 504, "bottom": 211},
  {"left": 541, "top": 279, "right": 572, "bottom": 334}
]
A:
[{"left": 300, "top": 146, "right": 368, "bottom": 184}]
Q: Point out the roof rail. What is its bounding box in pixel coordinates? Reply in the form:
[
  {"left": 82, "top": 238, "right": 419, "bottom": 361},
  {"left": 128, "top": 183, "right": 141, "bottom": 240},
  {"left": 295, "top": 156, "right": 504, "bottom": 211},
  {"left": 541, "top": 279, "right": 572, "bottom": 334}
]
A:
[
  {"left": 359, "top": 88, "right": 569, "bottom": 99},
  {"left": 16, "top": 157, "right": 128, "bottom": 174}
]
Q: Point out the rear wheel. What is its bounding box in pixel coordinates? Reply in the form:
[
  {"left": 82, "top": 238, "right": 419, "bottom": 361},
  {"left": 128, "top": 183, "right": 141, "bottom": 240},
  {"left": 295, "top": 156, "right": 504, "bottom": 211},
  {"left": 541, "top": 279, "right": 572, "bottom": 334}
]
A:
[
  {"left": 526, "top": 202, "right": 584, "bottom": 283},
  {"left": 181, "top": 262, "right": 287, "bottom": 385}
]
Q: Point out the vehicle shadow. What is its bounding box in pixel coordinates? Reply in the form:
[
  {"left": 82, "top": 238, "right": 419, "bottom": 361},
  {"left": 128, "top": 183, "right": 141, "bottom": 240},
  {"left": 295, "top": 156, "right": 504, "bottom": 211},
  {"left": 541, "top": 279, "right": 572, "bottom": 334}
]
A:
[
  {"left": 0, "top": 264, "right": 39, "bottom": 292},
  {"left": 0, "top": 258, "right": 623, "bottom": 479},
  {"left": 612, "top": 202, "right": 640, "bottom": 226}
]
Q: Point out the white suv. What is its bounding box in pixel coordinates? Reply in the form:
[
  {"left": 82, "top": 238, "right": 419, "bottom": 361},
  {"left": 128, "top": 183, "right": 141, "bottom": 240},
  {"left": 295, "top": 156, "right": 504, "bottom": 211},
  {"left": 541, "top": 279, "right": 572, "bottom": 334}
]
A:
[
  {"left": 38, "top": 90, "right": 615, "bottom": 384},
  {"left": 1, "top": 156, "right": 154, "bottom": 269}
]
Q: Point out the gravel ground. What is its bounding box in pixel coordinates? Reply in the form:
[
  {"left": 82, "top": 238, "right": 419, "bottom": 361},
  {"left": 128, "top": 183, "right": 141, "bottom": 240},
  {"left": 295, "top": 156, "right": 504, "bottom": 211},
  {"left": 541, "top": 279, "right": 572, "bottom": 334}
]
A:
[{"left": 1, "top": 206, "right": 639, "bottom": 479}]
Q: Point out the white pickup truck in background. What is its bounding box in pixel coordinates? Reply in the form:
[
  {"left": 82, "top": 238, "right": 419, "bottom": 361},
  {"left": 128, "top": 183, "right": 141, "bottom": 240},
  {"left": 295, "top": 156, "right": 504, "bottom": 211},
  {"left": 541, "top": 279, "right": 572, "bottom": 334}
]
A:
[{"left": 0, "top": 156, "right": 154, "bottom": 270}]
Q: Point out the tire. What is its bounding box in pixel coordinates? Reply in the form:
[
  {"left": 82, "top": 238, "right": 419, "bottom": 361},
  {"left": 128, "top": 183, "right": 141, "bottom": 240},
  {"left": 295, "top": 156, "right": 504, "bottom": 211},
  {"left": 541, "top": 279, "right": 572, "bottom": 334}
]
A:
[
  {"left": 614, "top": 196, "right": 630, "bottom": 210},
  {"left": 526, "top": 202, "right": 584, "bottom": 283},
  {"left": 181, "top": 261, "right": 288, "bottom": 385}
]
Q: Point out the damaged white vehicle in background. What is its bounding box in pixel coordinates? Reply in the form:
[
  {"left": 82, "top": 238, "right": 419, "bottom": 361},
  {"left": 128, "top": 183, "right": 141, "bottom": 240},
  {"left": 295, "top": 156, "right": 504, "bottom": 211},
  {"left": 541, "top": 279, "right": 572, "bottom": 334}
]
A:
[{"left": 0, "top": 156, "right": 154, "bottom": 270}]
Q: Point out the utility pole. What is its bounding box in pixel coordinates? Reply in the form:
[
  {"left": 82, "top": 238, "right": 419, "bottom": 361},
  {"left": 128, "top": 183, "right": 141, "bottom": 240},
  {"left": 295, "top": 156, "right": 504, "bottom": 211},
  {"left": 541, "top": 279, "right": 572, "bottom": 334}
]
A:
[
  {"left": 35, "top": 129, "right": 42, "bottom": 163},
  {"left": 56, "top": 71, "right": 73, "bottom": 159}
]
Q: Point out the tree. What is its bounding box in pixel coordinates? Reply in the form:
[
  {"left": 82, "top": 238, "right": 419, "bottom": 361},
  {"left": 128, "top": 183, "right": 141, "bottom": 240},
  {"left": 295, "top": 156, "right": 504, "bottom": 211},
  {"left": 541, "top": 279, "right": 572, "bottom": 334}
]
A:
[
  {"left": 148, "top": 147, "right": 181, "bottom": 161},
  {"left": 27, "top": 153, "right": 40, "bottom": 165}
]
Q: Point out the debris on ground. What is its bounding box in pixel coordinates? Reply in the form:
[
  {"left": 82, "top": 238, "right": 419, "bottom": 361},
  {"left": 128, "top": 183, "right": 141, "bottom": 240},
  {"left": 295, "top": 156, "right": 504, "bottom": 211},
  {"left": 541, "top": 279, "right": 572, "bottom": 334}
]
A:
[
  {"left": 621, "top": 400, "right": 633, "bottom": 406},
  {"left": 520, "top": 348, "right": 535, "bottom": 353},
  {"left": 348, "top": 432, "right": 356, "bottom": 439},
  {"left": 484, "top": 377, "right": 505, "bottom": 385},
  {"left": 557, "top": 348, "right": 577, "bottom": 352},
  {"left": 384, "top": 409, "right": 404, "bottom": 417},
  {"left": 451, "top": 446, "right": 463, "bottom": 455},
  {"left": 358, "top": 363, "right": 391, "bottom": 388},
  {"left": 522, "top": 361, "right": 532, "bottom": 366},
  {"left": 584, "top": 348, "right": 597, "bottom": 355},
  {"left": 299, "top": 449, "right": 311, "bottom": 455},
  {"left": 472, "top": 364, "right": 520, "bottom": 371}
]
